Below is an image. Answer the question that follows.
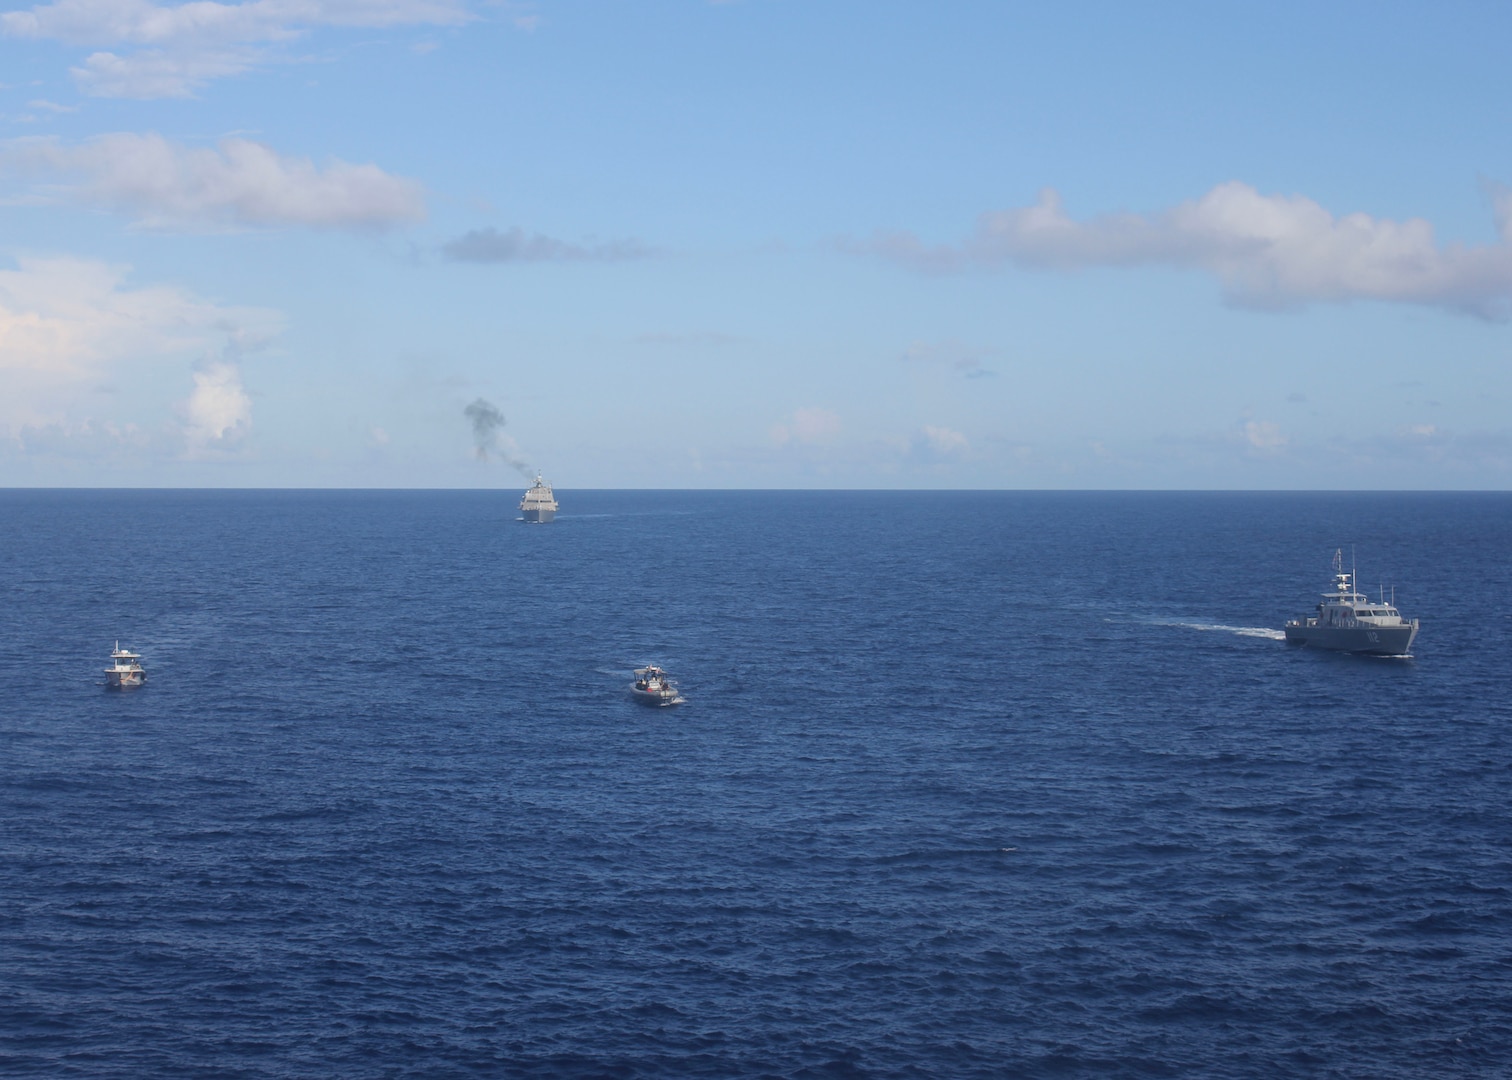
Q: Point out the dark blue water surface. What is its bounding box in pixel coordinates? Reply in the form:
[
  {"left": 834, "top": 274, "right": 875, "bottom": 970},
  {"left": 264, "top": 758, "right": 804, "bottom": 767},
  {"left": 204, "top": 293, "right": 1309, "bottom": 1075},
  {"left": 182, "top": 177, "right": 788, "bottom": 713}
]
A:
[{"left": 2, "top": 490, "right": 1510, "bottom": 1078}]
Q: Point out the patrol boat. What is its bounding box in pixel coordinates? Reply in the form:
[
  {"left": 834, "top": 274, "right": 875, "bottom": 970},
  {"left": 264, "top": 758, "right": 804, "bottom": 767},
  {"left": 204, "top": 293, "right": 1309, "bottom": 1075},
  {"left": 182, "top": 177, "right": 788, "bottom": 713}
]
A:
[
  {"left": 519, "top": 473, "right": 558, "bottom": 523},
  {"left": 630, "top": 665, "right": 680, "bottom": 706},
  {"left": 105, "top": 641, "right": 147, "bottom": 687},
  {"left": 1284, "top": 551, "right": 1418, "bottom": 656}
]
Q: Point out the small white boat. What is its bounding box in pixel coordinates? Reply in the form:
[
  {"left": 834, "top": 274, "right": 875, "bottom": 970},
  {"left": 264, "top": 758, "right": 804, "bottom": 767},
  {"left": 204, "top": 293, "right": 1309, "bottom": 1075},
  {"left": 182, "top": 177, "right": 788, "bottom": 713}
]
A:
[
  {"left": 105, "top": 641, "right": 146, "bottom": 687},
  {"left": 630, "top": 665, "right": 680, "bottom": 706}
]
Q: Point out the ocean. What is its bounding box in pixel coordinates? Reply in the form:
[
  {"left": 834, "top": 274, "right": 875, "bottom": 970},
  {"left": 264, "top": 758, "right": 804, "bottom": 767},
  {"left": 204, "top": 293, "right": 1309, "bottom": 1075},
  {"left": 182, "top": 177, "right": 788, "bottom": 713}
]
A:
[{"left": 2, "top": 489, "right": 1509, "bottom": 1078}]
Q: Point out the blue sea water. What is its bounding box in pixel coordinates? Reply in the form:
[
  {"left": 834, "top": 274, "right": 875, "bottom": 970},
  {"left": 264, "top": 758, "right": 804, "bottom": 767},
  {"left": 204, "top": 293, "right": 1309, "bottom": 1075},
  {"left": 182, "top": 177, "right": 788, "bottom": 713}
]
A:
[{"left": 1, "top": 489, "right": 1510, "bottom": 1078}]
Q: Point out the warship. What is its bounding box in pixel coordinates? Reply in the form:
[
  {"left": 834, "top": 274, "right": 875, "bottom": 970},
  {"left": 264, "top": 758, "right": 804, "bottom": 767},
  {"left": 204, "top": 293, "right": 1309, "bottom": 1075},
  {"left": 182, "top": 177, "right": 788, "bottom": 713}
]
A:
[
  {"left": 519, "top": 473, "right": 558, "bottom": 523},
  {"left": 1284, "top": 550, "right": 1418, "bottom": 656}
]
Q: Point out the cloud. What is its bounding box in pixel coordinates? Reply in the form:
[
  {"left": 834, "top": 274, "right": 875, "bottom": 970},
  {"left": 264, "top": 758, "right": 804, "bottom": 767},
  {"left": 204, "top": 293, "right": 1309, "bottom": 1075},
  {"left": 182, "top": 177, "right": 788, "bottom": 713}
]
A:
[
  {"left": 901, "top": 339, "right": 996, "bottom": 377},
  {"left": 632, "top": 330, "right": 742, "bottom": 347},
  {"left": 182, "top": 356, "right": 252, "bottom": 452},
  {"left": 1322, "top": 424, "right": 1512, "bottom": 476},
  {"left": 2, "top": 0, "right": 475, "bottom": 97},
  {"left": 72, "top": 47, "right": 260, "bottom": 98},
  {"left": 0, "top": 253, "right": 280, "bottom": 443},
  {"left": 1, "top": 0, "right": 468, "bottom": 47},
  {"left": 496, "top": 1, "right": 539, "bottom": 30},
  {"left": 1241, "top": 419, "right": 1287, "bottom": 455},
  {"left": 854, "top": 181, "right": 1512, "bottom": 319},
  {"left": 1, "top": 132, "right": 426, "bottom": 230},
  {"left": 921, "top": 425, "right": 968, "bottom": 454},
  {"left": 770, "top": 406, "right": 841, "bottom": 446},
  {"left": 442, "top": 226, "right": 653, "bottom": 264},
  {"left": 181, "top": 322, "right": 273, "bottom": 450},
  {"left": 907, "top": 424, "right": 969, "bottom": 464}
]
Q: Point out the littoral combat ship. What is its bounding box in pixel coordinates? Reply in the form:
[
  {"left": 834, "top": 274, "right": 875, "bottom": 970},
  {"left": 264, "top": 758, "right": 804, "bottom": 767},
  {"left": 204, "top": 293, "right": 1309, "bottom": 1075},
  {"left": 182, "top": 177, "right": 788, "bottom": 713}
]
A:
[
  {"left": 1284, "top": 550, "right": 1418, "bottom": 656},
  {"left": 519, "top": 473, "right": 558, "bottom": 523}
]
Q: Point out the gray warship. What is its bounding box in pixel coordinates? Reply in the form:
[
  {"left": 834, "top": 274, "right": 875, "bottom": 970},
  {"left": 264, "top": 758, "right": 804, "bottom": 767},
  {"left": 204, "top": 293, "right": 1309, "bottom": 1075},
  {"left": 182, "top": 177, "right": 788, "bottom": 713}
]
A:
[
  {"left": 1284, "top": 550, "right": 1418, "bottom": 656},
  {"left": 519, "top": 473, "right": 558, "bottom": 523}
]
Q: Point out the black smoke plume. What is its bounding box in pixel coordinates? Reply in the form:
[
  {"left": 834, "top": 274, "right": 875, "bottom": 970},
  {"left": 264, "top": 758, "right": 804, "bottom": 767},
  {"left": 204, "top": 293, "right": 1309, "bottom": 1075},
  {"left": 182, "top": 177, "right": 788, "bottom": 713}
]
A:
[{"left": 464, "top": 398, "right": 534, "bottom": 478}]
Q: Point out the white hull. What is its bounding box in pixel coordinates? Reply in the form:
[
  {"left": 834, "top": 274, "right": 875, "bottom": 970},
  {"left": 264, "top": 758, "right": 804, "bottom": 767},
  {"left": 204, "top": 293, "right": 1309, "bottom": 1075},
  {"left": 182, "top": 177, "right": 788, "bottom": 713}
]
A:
[{"left": 105, "top": 641, "right": 146, "bottom": 687}]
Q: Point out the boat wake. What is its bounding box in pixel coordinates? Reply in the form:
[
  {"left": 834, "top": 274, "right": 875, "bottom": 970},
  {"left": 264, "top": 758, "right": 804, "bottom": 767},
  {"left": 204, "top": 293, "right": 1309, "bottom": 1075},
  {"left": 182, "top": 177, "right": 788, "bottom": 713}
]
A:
[{"left": 1144, "top": 619, "right": 1286, "bottom": 641}]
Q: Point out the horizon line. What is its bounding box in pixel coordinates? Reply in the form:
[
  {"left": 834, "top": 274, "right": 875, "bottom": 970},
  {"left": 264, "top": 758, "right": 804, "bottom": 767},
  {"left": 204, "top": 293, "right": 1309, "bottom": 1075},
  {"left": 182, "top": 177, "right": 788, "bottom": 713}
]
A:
[{"left": 3, "top": 486, "right": 1510, "bottom": 495}]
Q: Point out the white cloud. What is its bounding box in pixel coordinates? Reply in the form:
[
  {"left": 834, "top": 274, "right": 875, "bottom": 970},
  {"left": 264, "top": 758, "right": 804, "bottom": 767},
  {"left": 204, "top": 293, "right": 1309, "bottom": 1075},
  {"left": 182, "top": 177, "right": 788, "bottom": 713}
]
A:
[
  {"left": 0, "top": 253, "right": 280, "bottom": 443},
  {"left": 905, "top": 424, "right": 969, "bottom": 466},
  {"left": 2, "top": 0, "right": 470, "bottom": 46},
  {"left": 0, "top": 255, "right": 249, "bottom": 379},
  {"left": 1, "top": 132, "right": 426, "bottom": 230},
  {"left": 770, "top": 406, "right": 841, "bottom": 446},
  {"left": 442, "top": 226, "right": 652, "bottom": 263},
  {"left": 1242, "top": 419, "right": 1287, "bottom": 454},
  {"left": 1, "top": 0, "right": 475, "bottom": 97},
  {"left": 182, "top": 356, "right": 252, "bottom": 451},
  {"left": 920, "top": 424, "right": 968, "bottom": 455},
  {"left": 72, "top": 47, "right": 259, "bottom": 98},
  {"left": 857, "top": 181, "right": 1512, "bottom": 319}
]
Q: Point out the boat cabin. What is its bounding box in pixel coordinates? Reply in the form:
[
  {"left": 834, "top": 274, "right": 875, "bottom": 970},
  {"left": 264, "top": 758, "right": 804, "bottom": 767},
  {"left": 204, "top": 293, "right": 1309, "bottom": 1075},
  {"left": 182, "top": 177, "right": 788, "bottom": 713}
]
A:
[{"left": 1310, "top": 571, "right": 1408, "bottom": 628}]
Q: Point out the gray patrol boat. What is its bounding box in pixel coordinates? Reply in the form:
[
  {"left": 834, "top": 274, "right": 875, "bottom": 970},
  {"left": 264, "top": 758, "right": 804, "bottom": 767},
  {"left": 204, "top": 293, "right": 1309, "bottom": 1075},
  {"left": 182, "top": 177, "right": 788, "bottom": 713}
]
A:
[
  {"left": 1284, "top": 550, "right": 1418, "bottom": 656},
  {"left": 519, "top": 473, "right": 558, "bottom": 523},
  {"left": 630, "top": 665, "right": 680, "bottom": 707}
]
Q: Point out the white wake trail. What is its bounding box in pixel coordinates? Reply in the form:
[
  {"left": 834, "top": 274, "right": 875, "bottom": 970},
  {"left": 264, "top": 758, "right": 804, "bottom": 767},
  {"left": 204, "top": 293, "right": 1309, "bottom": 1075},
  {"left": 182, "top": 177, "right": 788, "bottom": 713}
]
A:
[{"left": 1143, "top": 619, "right": 1286, "bottom": 641}]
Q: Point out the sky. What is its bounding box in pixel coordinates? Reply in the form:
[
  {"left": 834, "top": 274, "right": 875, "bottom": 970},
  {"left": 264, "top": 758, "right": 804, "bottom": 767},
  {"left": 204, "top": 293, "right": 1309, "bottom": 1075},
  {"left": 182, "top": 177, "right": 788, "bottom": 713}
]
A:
[{"left": 2, "top": 1, "right": 1511, "bottom": 489}]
